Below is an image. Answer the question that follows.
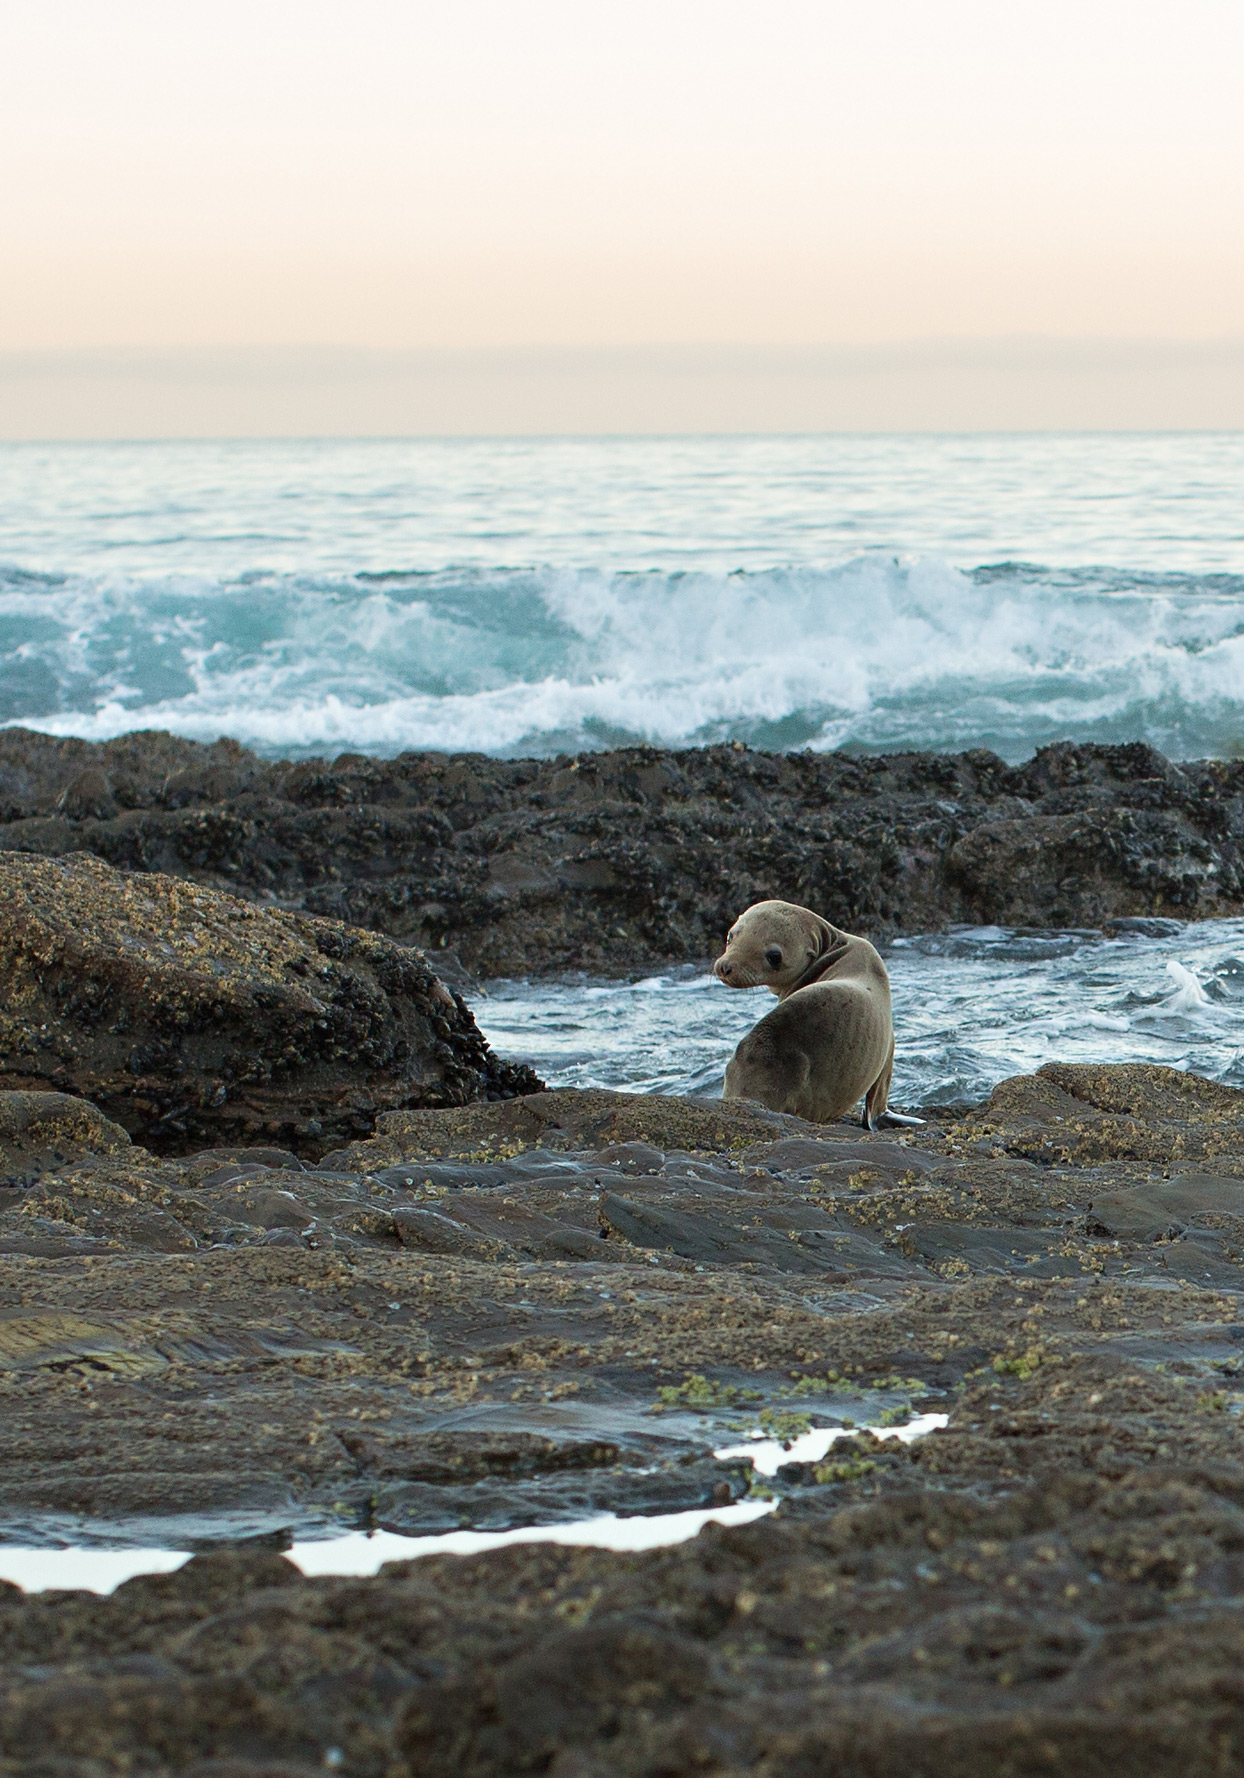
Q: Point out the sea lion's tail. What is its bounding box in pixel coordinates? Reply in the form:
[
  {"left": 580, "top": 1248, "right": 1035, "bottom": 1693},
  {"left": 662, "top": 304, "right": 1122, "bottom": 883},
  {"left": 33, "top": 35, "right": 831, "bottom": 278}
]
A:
[
  {"left": 861, "top": 1040, "right": 924, "bottom": 1127},
  {"left": 862, "top": 1038, "right": 895, "bottom": 1129}
]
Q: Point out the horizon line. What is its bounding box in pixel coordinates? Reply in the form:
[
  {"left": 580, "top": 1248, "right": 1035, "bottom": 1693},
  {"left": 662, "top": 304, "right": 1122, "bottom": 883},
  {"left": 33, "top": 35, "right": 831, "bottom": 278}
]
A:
[{"left": 6, "top": 335, "right": 1244, "bottom": 369}]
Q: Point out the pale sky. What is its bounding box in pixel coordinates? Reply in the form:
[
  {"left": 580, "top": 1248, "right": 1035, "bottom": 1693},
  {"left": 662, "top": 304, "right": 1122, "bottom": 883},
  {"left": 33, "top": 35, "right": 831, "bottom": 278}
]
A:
[{"left": 2, "top": 0, "right": 1242, "bottom": 430}]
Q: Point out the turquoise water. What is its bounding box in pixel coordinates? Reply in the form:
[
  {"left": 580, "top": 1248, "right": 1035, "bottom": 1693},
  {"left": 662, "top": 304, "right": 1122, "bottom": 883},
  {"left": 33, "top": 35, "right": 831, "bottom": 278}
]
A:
[{"left": 2, "top": 433, "right": 1243, "bottom": 761}]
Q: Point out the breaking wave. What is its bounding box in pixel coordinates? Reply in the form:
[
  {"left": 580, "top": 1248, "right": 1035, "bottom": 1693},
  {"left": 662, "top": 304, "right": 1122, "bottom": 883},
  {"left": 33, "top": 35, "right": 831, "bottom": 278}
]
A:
[{"left": 4, "top": 555, "right": 1244, "bottom": 762}]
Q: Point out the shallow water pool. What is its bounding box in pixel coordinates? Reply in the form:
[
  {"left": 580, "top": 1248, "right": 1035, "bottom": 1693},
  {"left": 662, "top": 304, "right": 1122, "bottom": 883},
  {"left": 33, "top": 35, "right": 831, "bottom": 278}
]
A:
[
  {"left": 0, "top": 1416, "right": 950, "bottom": 1592},
  {"left": 0, "top": 1501, "right": 776, "bottom": 1595}
]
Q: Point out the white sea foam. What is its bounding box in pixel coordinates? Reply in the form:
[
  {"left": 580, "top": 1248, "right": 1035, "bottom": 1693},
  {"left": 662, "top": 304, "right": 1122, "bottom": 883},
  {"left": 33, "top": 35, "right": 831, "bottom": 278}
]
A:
[
  {"left": 1162, "top": 960, "right": 1212, "bottom": 1013},
  {"left": 5, "top": 555, "right": 1244, "bottom": 762}
]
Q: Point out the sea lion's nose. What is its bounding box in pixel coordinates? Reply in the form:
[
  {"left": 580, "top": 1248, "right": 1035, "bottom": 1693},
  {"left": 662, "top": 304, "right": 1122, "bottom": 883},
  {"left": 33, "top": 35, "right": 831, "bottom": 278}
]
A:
[{"left": 716, "top": 958, "right": 733, "bottom": 979}]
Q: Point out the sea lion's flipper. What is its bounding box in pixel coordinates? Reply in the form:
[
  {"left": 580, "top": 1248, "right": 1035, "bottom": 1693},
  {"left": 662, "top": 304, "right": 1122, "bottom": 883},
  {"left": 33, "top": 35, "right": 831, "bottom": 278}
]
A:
[{"left": 876, "top": 1109, "right": 926, "bottom": 1128}]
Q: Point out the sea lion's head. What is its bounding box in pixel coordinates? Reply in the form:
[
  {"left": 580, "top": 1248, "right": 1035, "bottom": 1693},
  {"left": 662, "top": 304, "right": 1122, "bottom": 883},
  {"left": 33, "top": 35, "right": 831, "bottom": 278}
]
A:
[{"left": 713, "top": 899, "right": 840, "bottom": 998}]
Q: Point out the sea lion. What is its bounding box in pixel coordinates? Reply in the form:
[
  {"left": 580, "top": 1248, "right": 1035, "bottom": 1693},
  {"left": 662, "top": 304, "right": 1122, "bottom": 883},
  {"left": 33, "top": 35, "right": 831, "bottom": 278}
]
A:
[{"left": 713, "top": 899, "right": 922, "bottom": 1129}]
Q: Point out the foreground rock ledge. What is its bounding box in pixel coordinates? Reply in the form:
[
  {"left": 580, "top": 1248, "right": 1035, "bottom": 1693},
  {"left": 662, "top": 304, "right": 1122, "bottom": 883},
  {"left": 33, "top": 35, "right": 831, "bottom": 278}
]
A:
[
  {"left": 5, "top": 1068, "right": 1244, "bottom": 1772},
  {"left": 0, "top": 853, "right": 541, "bottom": 1155},
  {"left": 3, "top": 729, "right": 1243, "bottom": 975}
]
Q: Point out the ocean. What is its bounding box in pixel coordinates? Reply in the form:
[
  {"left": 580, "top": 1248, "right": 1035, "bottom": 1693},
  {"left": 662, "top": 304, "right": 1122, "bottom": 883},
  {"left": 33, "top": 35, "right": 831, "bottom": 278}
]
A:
[
  {"left": 4, "top": 432, "right": 1244, "bottom": 1103},
  {"left": 3, "top": 433, "right": 1243, "bottom": 763}
]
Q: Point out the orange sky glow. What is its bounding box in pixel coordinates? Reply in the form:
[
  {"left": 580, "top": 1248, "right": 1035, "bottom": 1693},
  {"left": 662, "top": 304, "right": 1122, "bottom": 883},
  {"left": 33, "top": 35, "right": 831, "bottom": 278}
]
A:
[{"left": 2, "top": 0, "right": 1242, "bottom": 430}]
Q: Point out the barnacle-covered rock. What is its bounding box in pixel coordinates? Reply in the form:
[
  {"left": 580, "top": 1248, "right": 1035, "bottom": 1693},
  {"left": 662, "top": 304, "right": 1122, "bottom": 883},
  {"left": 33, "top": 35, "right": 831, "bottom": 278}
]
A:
[{"left": 0, "top": 852, "right": 542, "bottom": 1154}]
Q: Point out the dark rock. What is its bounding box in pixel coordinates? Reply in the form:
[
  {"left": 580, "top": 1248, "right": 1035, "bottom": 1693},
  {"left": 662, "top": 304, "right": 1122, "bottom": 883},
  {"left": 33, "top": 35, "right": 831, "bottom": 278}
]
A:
[
  {"left": 338, "top": 1428, "right": 622, "bottom": 1482},
  {"left": 187, "top": 1146, "right": 307, "bottom": 1172},
  {"left": 376, "top": 1455, "right": 750, "bottom": 1533},
  {"left": 112, "top": 1544, "right": 303, "bottom": 1606},
  {"left": 0, "top": 852, "right": 542, "bottom": 1156},
  {"left": 1102, "top": 915, "right": 1187, "bottom": 938},
  {"left": 596, "top": 1190, "right": 910, "bottom": 1276},
  {"left": 399, "top": 1613, "right": 711, "bottom": 1775},
  {"left": 55, "top": 766, "right": 119, "bottom": 821},
  {"left": 5, "top": 730, "right": 1244, "bottom": 975},
  {"left": 0, "top": 1089, "right": 132, "bottom": 1186},
  {"left": 390, "top": 1197, "right": 607, "bottom": 1262},
  {"left": 11, "top": 1067, "right": 1244, "bottom": 1771},
  {"left": 1083, "top": 1174, "right": 1244, "bottom": 1240}
]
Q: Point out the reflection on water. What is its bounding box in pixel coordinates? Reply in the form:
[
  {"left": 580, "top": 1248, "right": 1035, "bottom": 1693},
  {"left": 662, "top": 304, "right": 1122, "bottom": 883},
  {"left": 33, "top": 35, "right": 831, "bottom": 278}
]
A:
[
  {"left": 0, "top": 1501, "right": 777, "bottom": 1595},
  {"left": 715, "top": 1413, "right": 951, "bottom": 1477},
  {"left": 0, "top": 1412, "right": 954, "bottom": 1591},
  {"left": 475, "top": 918, "right": 1244, "bottom": 1109}
]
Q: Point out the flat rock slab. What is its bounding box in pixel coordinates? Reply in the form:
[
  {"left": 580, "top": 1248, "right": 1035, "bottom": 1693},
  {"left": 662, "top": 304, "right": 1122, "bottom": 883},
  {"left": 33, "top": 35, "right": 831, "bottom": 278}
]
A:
[
  {"left": 0, "top": 854, "right": 541, "bottom": 1155},
  {"left": 968, "top": 1062, "right": 1244, "bottom": 1167},
  {"left": 5, "top": 1066, "right": 1244, "bottom": 1773},
  {"left": 325, "top": 1086, "right": 839, "bottom": 1170}
]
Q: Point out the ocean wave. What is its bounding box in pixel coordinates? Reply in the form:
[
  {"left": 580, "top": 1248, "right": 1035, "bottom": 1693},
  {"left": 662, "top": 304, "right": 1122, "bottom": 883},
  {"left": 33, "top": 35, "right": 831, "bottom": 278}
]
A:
[{"left": 4, "top": 556, "right": 1244, "bottom": 761}]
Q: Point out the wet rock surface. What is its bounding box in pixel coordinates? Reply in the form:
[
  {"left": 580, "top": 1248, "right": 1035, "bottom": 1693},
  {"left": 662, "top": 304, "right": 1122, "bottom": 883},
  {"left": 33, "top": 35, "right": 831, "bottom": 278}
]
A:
[
  {"left": 0, "top": 853, "right": 541, "bottom": 1157},
  {"left": 4, "top": 729, "right": 1244, "bottom": 975},
  {"left": 6, "top": 1070, "right": 1244, "bottom": 1770}
]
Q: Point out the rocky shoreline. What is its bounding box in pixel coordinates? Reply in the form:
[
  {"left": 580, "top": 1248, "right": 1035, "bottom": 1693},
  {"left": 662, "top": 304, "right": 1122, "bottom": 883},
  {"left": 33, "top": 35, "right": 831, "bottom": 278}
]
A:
[
  {"left": 3, "top": 728, "right": 1243, "bottom": 977},
  {"left": 5, "top": 1070, "right": 1244, "bottom": 1771},
  {"left": 6, "top": 729, "right": 1244, "bottom": 1771}
]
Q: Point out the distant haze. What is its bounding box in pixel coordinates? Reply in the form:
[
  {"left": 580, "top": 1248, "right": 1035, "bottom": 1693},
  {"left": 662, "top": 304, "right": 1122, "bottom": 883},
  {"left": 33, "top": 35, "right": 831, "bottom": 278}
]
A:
[{"left": 2, "top": 0, "right": 1242, "bottom": 433}]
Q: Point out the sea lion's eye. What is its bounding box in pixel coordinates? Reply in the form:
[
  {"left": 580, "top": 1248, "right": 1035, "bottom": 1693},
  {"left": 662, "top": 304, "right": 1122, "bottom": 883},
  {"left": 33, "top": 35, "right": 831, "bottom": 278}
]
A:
[{"left": 764, "top": 946, "right": 782, "bottom": 968}]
